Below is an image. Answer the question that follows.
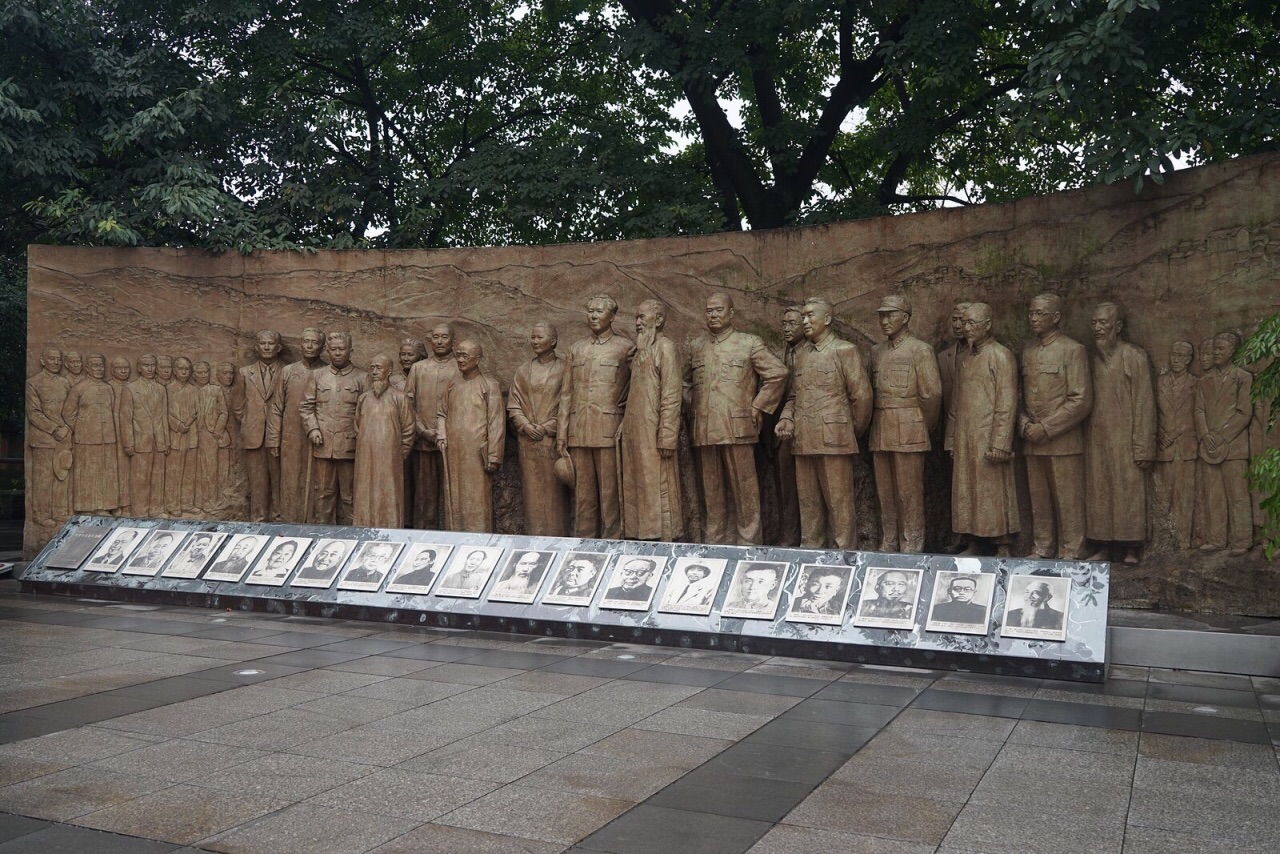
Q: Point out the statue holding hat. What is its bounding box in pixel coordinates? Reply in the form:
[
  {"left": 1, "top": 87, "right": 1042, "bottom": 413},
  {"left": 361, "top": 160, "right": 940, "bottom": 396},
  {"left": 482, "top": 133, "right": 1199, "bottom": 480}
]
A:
[{"left": 869, "top": 294, "right": 942, "bottom": 552}]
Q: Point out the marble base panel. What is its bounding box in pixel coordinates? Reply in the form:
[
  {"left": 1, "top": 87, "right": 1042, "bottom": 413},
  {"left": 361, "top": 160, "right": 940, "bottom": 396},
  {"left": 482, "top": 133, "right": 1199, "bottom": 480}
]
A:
[{"left": 19, "top": 516, "right": 1110, "bottom": 682}]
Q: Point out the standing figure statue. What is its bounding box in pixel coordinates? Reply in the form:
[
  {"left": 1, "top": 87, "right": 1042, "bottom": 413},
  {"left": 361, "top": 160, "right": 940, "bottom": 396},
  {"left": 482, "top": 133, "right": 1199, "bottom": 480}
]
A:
[
  {"left": 120, "top": 354, "right": 169, "bottom": 517},
  {"left": 773, "top": 306, "right": 805, "bottom": 547},
  {"left": 193, "top": 361, "right": 228, "bottom": 514},
  {"left": 26, "top": 347, "right": 72, "bottom": 526},
  {"left": 393, "top": 337, "right": 425, "bottom": 391},
  {"left": 164, "top": 356, "right": 198, "bottom": 516},
  {"left": 155, "top": 355, "right": 174, "bottom": 387},
  {"left": 406, "top": 324, "right": 461, "bottom": 529},
  {"left": 1019, "top": 294, "right": 1092, "bottom": 560},
  {"left": 108, "top": 356, "right": 132, "bottom": 514},
  {"left": 1195, "top": 332, "right": 1254, "bottom": 556},
  {"left": 436, "top": 339, "right": 505, "bottom": 533},
  {"left": 937, "top": 301, "right": 973, "bottom": 551},
  {"left": 508, "top": 321, "right": 570, "bottom": 537},
  {"left": 621, "top": 299, "right": 683, "bottom": 541},
  {"left": 301, "top": 332, "right": 368, "bottom": 525},
  {"left": 61, "top": 353, "right": 120, "bottom": 515},
  {"left": 556, "top": 294, "right": 632, "bottom": 539},
  {"left": 951, "top": 303, "right": 1019, "bottom": 556},
  {"left": 776, "top": 297, "right": 872, "bottom": 549},
  {"left": 233, "top": 330, "right": 283, "bottom": 522},
  {"left": 1155, "top": 341, "right": 1198, "bottom": 549},
  {"left": 869, "top": 295, "right": 941, "bottom": 553},
  {"left": 1084, "top": 302, "right": 1156, "bottom": 564},
  {"left": 64, "top": 351, "right": 85, "bottom": 386},
  {"left": 353, "top": 354, "right": 416, "bottom": 528},
  {"left": 685, "top": 292, "right": 788, "bottom": 544},
  {"left": 269, "top": 327, "right": 326, "bottom": 522}
]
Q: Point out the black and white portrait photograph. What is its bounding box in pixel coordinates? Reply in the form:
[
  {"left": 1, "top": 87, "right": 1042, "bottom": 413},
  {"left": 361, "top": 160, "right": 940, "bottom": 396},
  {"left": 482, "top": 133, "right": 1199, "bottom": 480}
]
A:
[
  {"left": 599, "top": 556, "right": 667, "bottom": 611},
  {"left": 541, "top": 551, "right": 609, "bottom": 607},
  {"left": 785, "top": 564, "right": 854, "bottom": 626},
  {"left": 337, "top": 541, "right": 405, "bottom": 592},
  {"left": 291, "top": 538, "right": 357, "bottom": 588},
  {"left": 44, "top": 528, "right": 109, "bottom": 570},
  {"left": 854, "top": 567, "right": 923, "bottom": 630},
  {"left": 122, "top": 530, "right": 188, "bottom": 577},
  {"left": 721, "top": 561, "right": 788, "bottom": 620},
  {"left": 386, "top": 543, "right": 454, "bottom": 595},
  {"left": 658, "top": 557, "right": 728, "bottom": 616},
  {"left": 925, "top": 571, "right": 995, "bottom": 635},
  {"left": 204, "top": 534, "right": 268, "bottom": 582},
  {"left": 162, "top": 532, "right": 229, "bottom": 579},
  {"left": 245, "top": 536, "right": 313, "bottom": 586},
  {"left": 434, "top": 546, "right": 503, "bottom": 598},
  {"left": 83, "top": 527, "right": 148, "bottom": 573},
  {"left": 1000, "top": 575, "right": 1071, "bottom": 641},
  {"left": 488, "top": 550, "right": 556, "bottom": 603}
]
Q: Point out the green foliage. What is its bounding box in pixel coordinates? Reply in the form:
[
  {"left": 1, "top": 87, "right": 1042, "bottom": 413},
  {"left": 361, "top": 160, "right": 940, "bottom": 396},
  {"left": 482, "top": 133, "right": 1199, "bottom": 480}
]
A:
[
  {"left": 0, "top": 256, "right": 25, "bottom": 433},
  {"left": 1238, "top": 315, "right": 1280, "bottom": 558}
]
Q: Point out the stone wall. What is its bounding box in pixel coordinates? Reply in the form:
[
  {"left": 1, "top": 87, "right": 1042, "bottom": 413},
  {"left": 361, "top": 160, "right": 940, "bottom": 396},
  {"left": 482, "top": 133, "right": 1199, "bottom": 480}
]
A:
[{"left": 26, "top": 153, "right": 1280, "bottom": 613}]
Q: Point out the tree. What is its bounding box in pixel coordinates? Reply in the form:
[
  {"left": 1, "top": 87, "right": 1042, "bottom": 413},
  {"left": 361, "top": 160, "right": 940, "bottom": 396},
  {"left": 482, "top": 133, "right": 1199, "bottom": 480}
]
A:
[
  {"left": 1239, "top": 317, "right": 1280, "bottom": 558},
  {"left": 616, "top": 0, "right": 1280, "bottom": 229}
]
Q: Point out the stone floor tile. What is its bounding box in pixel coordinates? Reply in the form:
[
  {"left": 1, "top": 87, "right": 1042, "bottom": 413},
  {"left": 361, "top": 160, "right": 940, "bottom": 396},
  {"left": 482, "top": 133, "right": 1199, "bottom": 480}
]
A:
[
  {"left": 933, "top": 677, "right": 1041, "bottom": 698},
  {"left": 1148, "top": 669, "right": 1255, "bottom": 692},
  {"left": 1120, "top": 825, "right": 1274, "bottom": 854},
  {"left": 674, "top": 688, "right": 801, "bottom": 717},
  {"left": 855, "top": 730, "right": 1003, "bottom": 771},
  {"left": 324, "top": 656, "right": 443, "bottom": 677},
  {"left": 286, "top": 722, "right": 443, "bottom": 766},
  {"left": 189, "top": 752, "right": 376, "bottom": 801},
  {"left": 744, "top": 719, "right": 877, "bottom": 754},
  {"left": 785, "top": 779, "right": 963, "bottom": 845},
  {"left": 811, "top": 681, "right": 922, "bottom": 707},
  {"left": 1127, "top": 786, "right": 1280, "bottom": 843},
  {"left": 0, "top": 822, "right": 183, "bottom": 853},
  {"left": 265, "top": 669, "right": 388, "bottom": 694},
  {"left": 941, "top": 802, "right": 1123, "bottom": 854},
  {"left": 409, "top": 663, "right": 523, "bottom": 686},
  {"left": 185, "top": 708, "right": 354, "bottom": 751},
  {"left": 747, "top": 823, "right": 934, "bottom": 854},
  {"left": 540, "top": 658, "right": 651, "bottom": 679},
  {"left": 0, "top": 812, "right": 48, "bottom": 845},
  {"left": 1020, "top": 699, "right": 1143, "bottom": 731},
  {"left": 531, "top": 696, "right": 665, "bottom": 729},
  {"left": 72, "top": 783, "right": 285, "bottom": 845},
  {"left": 887, "top": 708, "right": 1017, "bottom": 741},
  {"left": 367, "top": 823, "right": 561, "bottom": 854},
  {"left": 498, "top": 671, "right": 611, "bottom": 697},
  {"left": 87, "top": 739, "right": 268, "bottom": 783},
  {"left": 438, "top": 784, "right": 632, "bottom": 845},
  {"left": 399, "top": 739, "right": 566, "bottom": 784},
  {"left": 1133, "top": 756, "right": 1280, "bottom": 805},
  {"left": 831, "top": 754, "right": 986, "bottom": 802},
  {"left": 1141, "top": 711, "right": 1271, "bottom": 743},
  {"left": 779, "top": 698, "right": 901, "bottom": 728},
  {"left": 622, "top": 664, "right": 734, "bottom": 688},
  {"left": 1138, "top": 732, "right": 1279, "bottom": 769},
  {"left": 341, "top": 676, "right": 475, "bottom": 705},
  {"left": 0, "top": 756, "right": 68, "bottom": 788},
  {"left": 703, "top": 743, "right": 848, "bottom": 786},
  {"left": 0, "top": 727, "right": 159, "bottom": 765},
  {"left": 650, "top": 769, "right": 814, "bottom": 823},
  {"left": 304, "top": 768, "right": 497, "bottom": 821},
  {"left": 1143, "top": 698, "right": 1263, "bottom": 721},
  {"left": 0, "top": 766, "right": 171, "bottom": 821},
  {"left": 1108, "top": 665, "right": 1150, "bottom": 682},
  {"left": 968, "top": 770, "right": 1131, "bottom": 821},
  {"left": 578, "top": 728, "right": 732, "bottom": 769},
  {"left": 288, "top": 693, "right": 416, "bottom": 726},
  {"left": 1029, "top": 688, "right": 1144, "bottom": 709},
  {"left": 480, "top": 716, "right": 622, "bottom": 753},
  {"left": 199, "top": 803, "right": 419, "bottom": 854},
  {"left": 524, "top": 753, "right": 688, "bottom": 802},
  {"left": 578, "top": 803, "right": 771, "bottom": 854},
  {"left": 1007, "top": 720, "right": 1140, "bottom": 755},
  {"left": 713, "top": 672, "right": 831, "bottom": 698},
  {"left": 986, "top": 742, "right": 1136, "bottom": 784},
  {"left": 635, "top": 707, "right": 771, "bottom": 740}
]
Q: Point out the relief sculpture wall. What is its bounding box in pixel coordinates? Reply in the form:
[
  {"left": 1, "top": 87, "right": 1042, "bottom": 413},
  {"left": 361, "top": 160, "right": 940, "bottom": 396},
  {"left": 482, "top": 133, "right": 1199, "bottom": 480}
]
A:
[{"left": 26, "top": 152, "right": 1280, "bottom": 614}]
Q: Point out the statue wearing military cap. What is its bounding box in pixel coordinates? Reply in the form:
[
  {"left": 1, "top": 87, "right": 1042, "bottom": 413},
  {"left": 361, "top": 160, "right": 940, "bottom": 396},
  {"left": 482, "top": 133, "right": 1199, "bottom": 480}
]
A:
[{"left": 869, "top": 293, "right": 941, "bottom": 552}]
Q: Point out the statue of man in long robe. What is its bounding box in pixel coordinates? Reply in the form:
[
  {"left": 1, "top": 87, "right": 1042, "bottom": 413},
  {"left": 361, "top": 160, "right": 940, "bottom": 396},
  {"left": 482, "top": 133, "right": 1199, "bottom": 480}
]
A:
[
  {"left": 26, "top": 346, "right": 72, "bottom": 527},
  {"left": 508, "top": 321, "right": 570, "bottom": 536},
  {"left": 62, "top": 353, "right": 120, "bottom": 515},
  {"left": 776, "top": 297, "right": 871, "bottom": 550},
  {"left": 268, "top": 326, "right": 326, "bottom": 522},
  {"left": 1084, "top": 302, "right": 1156, "bottom": 564},
  {"left": 951, "top": 303, "right": 1019, "bottom": 556},
  {"left": 621, "top": 299, "right": 683, "bottom": 541},
  {"left": 108, "top": 357, "right": 132, "bottom": 515},
  {"left": 120, "top": 354, "right": 169, "bottom": 518},
  {"left": 1155, "top": 341, "right": 1198, "bottom": 549},
  {"left": 406, "top": 324, "right": 461, "bottom": 529},
  {"left": 1195, "top": 332, "right": 1254, "bottom": 556},
  {"left": 164, "top": 356, "right": 199, "bottom": 516},
  {"left": 773, "top": 306, "right": 805, "bottom": 547},
  {"left": 393, "top": 337, "right": 424, "bottom": 391},
  {"left": 437, "top": 339, "right": 505, "bottom": 533},
  {"left": 193, "top": 361, "right": 228, "bottom": 514},
  {"left": 353, "top": 354, "right": 416, "bottom": 528}
]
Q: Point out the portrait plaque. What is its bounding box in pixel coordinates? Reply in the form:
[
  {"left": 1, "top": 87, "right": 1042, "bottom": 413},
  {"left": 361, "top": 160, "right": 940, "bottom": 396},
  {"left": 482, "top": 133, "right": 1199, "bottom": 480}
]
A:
[
  {"left": 925, "top": 570, "right": 995, "bottom": 635},
  {"left": 44, "top": 528, "right": 109, "bottom": 570},
  {"left": 337, "top": 541, "right": 405, "bottom": 592},
  {"left": 83, "top": 527, "right": 149, "bottom": 573},
  {"left": 488, "top": 549, "right": 557, "bottom": 604},
  {"left": 204, "top": 534, "right": 269, "bottom": 582},
  {"left": 245, "top": 536, "right": 312, "bottom": 587},
  {"left": 434, "top": 546, "right": 503, "bottom": 598},
  {"left": 291, "top": 538, "right": 357, "bottom": 588},
  {"left": 385, "top": 543, "right": 454, "bottom": 595},
  {"left": 122, "top": 530, "right": 188, "bottom": 577},
  {"left": 540, "top": 551, "right": 609, "bottom": 607},
  {"left": 721, "top": 561, "right": 788, "bottom": 620},
  {"left": 853, "top": 567, "right": 924, "bottom": 630},
  {"left": 658, "top": 557, "right": 728, "bottom": 616},
  {"left": 162, "top": 532, "right": 229, "bottom": 579},
  {"left": 785, "top": 564, "right": 854, "bottom": 626},
  {"left": 599, "top": 555, "right": 667, "bottom": 611},
  {"left": 1000, "top": 574, "right": 1071, "bottom": 642}
]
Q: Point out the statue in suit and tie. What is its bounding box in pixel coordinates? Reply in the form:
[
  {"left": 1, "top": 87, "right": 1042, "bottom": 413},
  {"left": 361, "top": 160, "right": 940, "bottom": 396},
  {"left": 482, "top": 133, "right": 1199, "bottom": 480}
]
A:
[{"left": 233, "top": 330, "right": 284, "bottom": 523}]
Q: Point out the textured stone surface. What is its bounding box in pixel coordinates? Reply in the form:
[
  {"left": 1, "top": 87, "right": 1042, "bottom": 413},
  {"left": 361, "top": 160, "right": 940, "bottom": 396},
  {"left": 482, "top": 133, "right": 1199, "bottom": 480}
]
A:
[{"left": 25, "top": 153, "right": 1280, "bottom": 612}]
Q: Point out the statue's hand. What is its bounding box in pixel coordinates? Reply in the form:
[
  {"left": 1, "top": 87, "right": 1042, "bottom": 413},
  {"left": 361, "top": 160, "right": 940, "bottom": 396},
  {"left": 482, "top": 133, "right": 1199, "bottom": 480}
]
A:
[
  {"left": 985, "top": 447, "right": 1013, "bottom": 463},
  {"left": 659, "top": 447, "right": 673, "bottom": 459},
  {"left": 1204, "top": 432, "right": 1224, "bottom": 451},
  {"left": 435, "top": 437, "right": 447, "bottom": 452},
  {"left": 775, "top": 419, "right": 794, "bottom": 440},
  {"left": 1135, "top": 459, "right": 1153, "bottom": 471},
  {"left": 1024, "top": 422, "right": 1049, "bottom": 444},
  {"left": 483, "top": 459, "right": 496, "bottom": 473},
  {"left": 309, "top": 430, "right": 323, "bottom": 447},
  {"left": 522, "top": 423, "right": 545, "bottom": 441},
  {"left": 268, "top": 447, "right": 279, "bottom": 458},
  {"left": 53, "top": 426, "right": 69, "bottom": 442}
]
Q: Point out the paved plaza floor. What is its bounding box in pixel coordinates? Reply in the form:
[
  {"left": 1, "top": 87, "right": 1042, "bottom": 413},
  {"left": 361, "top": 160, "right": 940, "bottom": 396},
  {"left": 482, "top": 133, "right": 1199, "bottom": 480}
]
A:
[{"left": 0, "top": 583, "right": 1277, "bottom": 853}]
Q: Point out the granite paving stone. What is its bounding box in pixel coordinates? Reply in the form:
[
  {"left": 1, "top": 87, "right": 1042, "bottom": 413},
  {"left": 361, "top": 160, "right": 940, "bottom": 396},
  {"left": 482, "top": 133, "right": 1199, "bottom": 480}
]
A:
[
  {"left": 288, "top": 693, "right": 416, "bottom": 726},
  {"left": 0, "top": 757, "right": 68, "bottom": 788},
  {"left": 1148, "top": 669, "right": 1255, "bottom": 691},
  {"left": 1137, "top": 732, "right": 1280, "bottom": 769},
  {"left": 184, "top": 708, "right": 356, "bottom": 751},
  {"left": 831, "top": 754, "right": 987, "bottom": 802},
  {"left": 497, "top": 671, "right": 611, "bottom": 697},
  {"left": 578, "top": 803, "right": 772, "bottom": 854},
  {"left": 304, "top": 768, "right": 497, "bottom": 821},
  {"left": 1133, "top": 755, "right": 1280, "bottom": 804},
  {"left": 187, "top": 752, "right": 377, "bottom": 801},
  {"left": 72, "top": 783, "right": 285, "bottom": 845},
  {"left": 985, "top": 742, "right": 1136, "bottom": 783},
  {"left": 341, "top": 676, "right": 475, "bottom": 705},
  {"left": 523, "top": 752, "right": 690, "bottom": 802},
  {"left": 400, "top": 738, "right": 567, "bottom": 783},
  {"left": 263, "top": 669, "right": 388, "bottom": 694},
  {"left": 1143, "top": 697, "right": 1264, "bottom": 721},
  {"left": 811, "top": 681, "right": 922, "bottom": 707},
  {"left": 746, "top": 823, "right": 936, "bottom": 854},
  {"left": 0, "top": 822, "right": 185, "bottom": 854},
  {"left": 0, "top": 812, "right": 47, "bottom": 844},
  {"left": 0, "top": 727, "right": 160, "bottom": 764},
  {"left": 1127, "top": 786, "right": 1280, "bottom": 843},
  {"left": 1142, "top": 710, "right": 1271, "bottom": 743},
  {"left": 86, "top": 739, "right": 269, "bottom": 783},
  {"left": 287, "top": 722, "right": 449, "bottom": 765},
  {"left": 0, "top": 766, "right": 171, "bottom": 821},
  {"left": 673, "top": 688, "right": 801, "bottom": 717},
  {"left": 778, "top": 698, "right": 902, "bottom": 728},
  {"left": 479, "top": 716, "right": 622, "bottom": 753},
  {"left": 785, "top": 779, "right": 964, "bottom": 845},
  {"left": 744, "top": 719, "right": 878, "bottom": 754},
  {"left": 635, "top": 707, "right": 772, "bottom": 740},
  {"left": 408, "top": 663, "right": 524, "bottom": 685},
  {"left": 438, "top": 784, "right": 633, "bottom": 845},
  {"left": 967, "top": 769, "right": 1132, "bottom": 821},
  {"left": 323, "top": 656, "right": 443, "bottom": 677},
  {"left": 199, "top": 803, "right": 420, "bottom": 854},
  {"left": 701, "top": 743, "right": 849, "bottom": 786},
  {"left": 887, "top": 708, "right": 1018, "bottom": 740},
  {"left": 854, "top": 731, "right": 1003, "bottom": 771},
  {"left": 1006, "top": 720, "right": 1140, "bottom": 755},
  {"left": 941, "top": 802, "right": 1124, "bottom": 854},
  {"left": 1119, "top": 825, "right": 1275, "bottom": 854},
  {"left": 577, "top": 728, "right": 733, "bottom": 769},
  {"left": 366, "top": 823, "right": 562, "bottom": 854}
]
